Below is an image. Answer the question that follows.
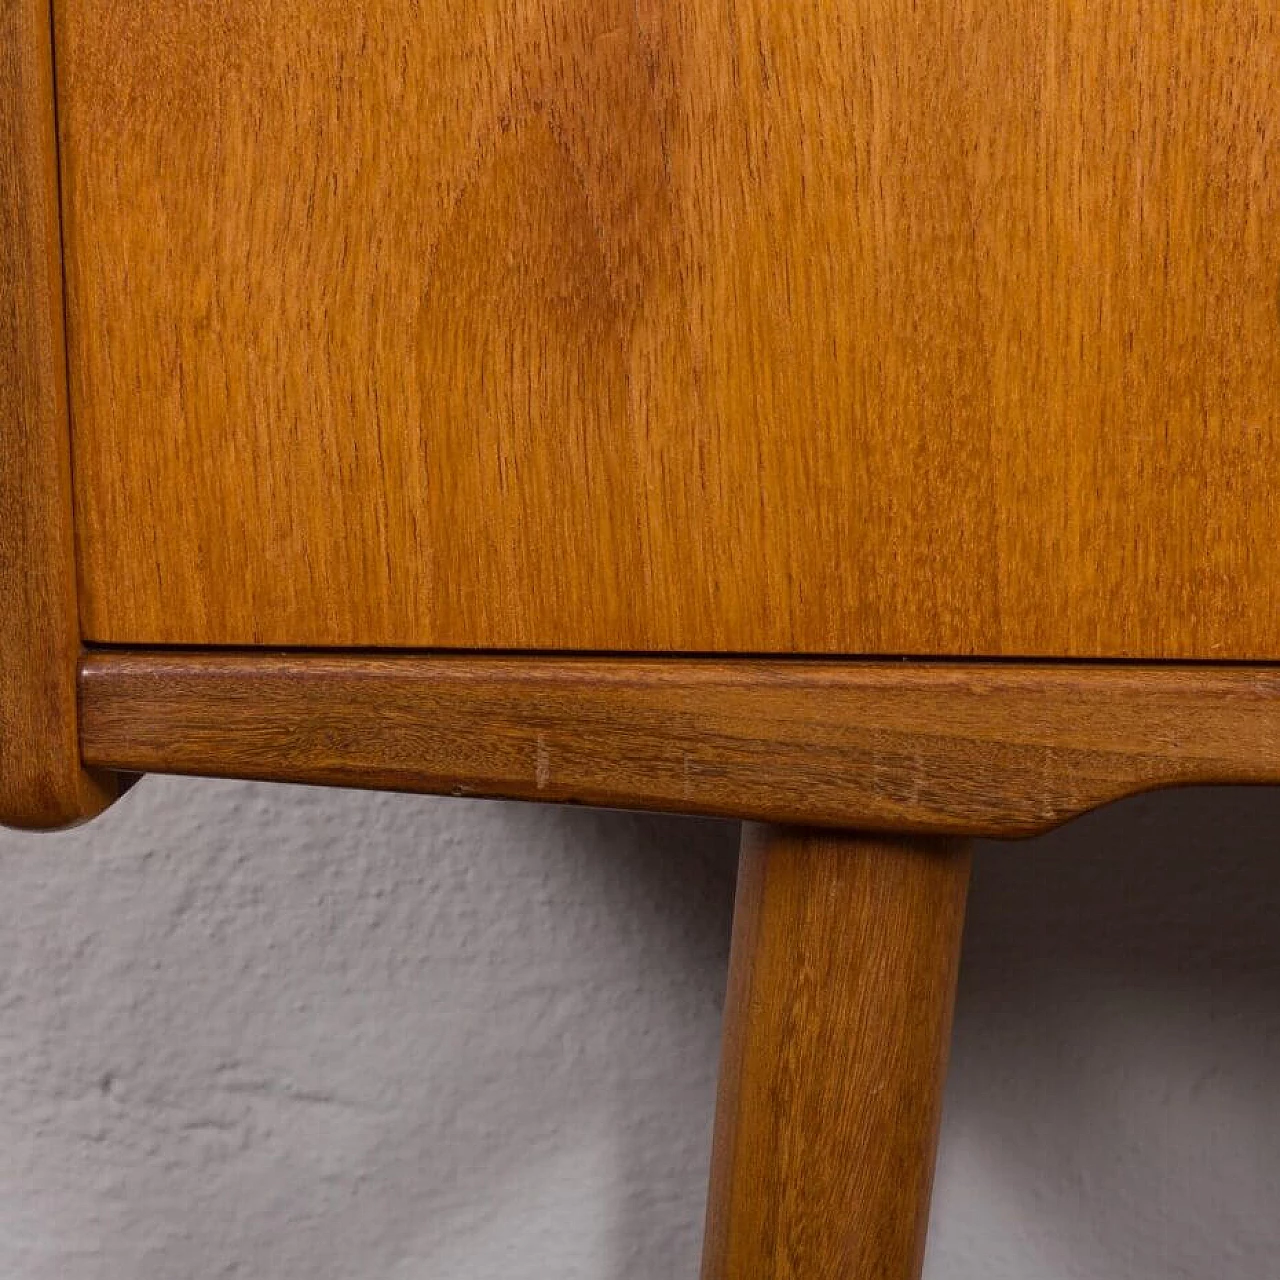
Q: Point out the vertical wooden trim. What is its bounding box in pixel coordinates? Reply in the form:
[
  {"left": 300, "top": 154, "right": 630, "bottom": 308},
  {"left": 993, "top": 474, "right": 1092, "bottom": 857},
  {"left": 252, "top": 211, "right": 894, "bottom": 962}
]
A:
[
  {"left": 1, "top": 0, "right": 115, "bottom": 829},
  {"left": 702, "top": 826, "right": 972, "bottom": 1280}
]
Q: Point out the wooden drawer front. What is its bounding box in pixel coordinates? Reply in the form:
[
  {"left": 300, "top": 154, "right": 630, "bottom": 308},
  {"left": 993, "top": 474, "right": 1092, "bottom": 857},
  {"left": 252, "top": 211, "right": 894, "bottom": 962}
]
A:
[{"left": 58, "top": 2, "right": 1280, "bottom": 656}]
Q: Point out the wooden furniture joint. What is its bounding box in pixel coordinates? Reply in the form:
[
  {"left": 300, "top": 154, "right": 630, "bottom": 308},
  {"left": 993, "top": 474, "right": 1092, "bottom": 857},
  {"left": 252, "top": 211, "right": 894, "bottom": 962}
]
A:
[{"left": 75, "top": 650, "right": 1280, "bottom": 1274}]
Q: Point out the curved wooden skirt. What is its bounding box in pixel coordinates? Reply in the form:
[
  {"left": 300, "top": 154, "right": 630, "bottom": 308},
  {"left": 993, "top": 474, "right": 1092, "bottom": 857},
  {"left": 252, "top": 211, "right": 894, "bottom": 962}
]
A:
[{"left": 79, "top": 652, "right": 1280, "bottom": 838}]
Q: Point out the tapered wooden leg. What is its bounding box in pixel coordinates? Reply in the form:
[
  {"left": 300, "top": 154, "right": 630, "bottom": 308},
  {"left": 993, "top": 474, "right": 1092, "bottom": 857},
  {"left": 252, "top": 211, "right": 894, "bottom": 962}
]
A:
[{"left": 702, "top": 825, "right": 972, "bottom": 1280}]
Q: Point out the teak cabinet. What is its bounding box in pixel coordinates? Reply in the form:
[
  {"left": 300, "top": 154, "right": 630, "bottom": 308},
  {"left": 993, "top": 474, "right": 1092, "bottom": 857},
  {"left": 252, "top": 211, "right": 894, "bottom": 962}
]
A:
[{"left": 5, "top": 2, "right": 1279, "bottom": 1275}]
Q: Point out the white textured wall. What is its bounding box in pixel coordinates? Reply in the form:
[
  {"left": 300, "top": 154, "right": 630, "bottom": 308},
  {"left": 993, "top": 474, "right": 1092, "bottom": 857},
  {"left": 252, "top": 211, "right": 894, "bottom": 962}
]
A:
[{"left": 1, "top": 781, "right": 1278, "bottom": 1278}]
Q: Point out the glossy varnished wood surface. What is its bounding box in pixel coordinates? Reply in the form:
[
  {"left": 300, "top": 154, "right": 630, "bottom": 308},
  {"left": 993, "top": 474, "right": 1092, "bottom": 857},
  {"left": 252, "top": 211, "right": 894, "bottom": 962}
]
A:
[
  {"left": 58, "top": 3, "right": 1280, "bottom": 656},
  {"left": 0, "top": 0, "right": 115, "bottom": 829},
  {"left": 79, "top": 653, "right": 1280, "bottom": 836},
  {"left": 702, "top": 827, "right": 970, "bottom": 1280}
]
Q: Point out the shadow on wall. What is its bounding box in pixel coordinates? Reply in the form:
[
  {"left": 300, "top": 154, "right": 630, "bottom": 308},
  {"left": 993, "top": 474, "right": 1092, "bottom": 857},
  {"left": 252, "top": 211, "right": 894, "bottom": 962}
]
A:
[
  {"left": 928, "top": 786, "right": 1280, "bottom": 1280},
  {"left": 0, "top": 780, "right": 1278, "bottom": 1279}
]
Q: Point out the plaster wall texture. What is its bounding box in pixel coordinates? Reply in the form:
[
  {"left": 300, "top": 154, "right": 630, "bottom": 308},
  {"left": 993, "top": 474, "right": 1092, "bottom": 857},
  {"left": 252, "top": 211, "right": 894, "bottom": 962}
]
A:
[{"left": 0, "top": 779, "right": 1277, "bottom": 1278}]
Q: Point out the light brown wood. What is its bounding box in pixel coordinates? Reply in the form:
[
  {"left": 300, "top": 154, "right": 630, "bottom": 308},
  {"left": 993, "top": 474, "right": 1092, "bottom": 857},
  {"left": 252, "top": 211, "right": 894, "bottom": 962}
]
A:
[
  {"left": 57, "top": 3, "right": 1280, "bottom": 657},
  {"left": 703, "top": 826, "right": 971, "bottom": 1280},
  {"left": 0, "top": 0, "right": 116, "bottom": 830},
  {"left": 79, "top": 652, "right": 1280, "bottom": 837}
]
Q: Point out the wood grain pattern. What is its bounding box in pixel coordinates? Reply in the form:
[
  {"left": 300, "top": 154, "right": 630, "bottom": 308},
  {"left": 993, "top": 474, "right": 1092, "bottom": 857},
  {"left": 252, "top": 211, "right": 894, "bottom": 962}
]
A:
[
  {"left": 702, "top": 826, "right": 971, "bottom": 1280},
  {"left": 57, "top": 3, "right": 1280, "bottom": 657},
  {"left": 79, "top": 653, "right": 1280, "bottom": 837},
  {"left": 0, "top": 0, "right": 116, "bottom": 830}
]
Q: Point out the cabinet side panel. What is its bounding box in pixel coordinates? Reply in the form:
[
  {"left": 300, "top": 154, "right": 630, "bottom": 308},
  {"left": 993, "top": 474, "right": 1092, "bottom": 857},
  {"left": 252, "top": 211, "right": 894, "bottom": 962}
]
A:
[
  {"left": 58, "top": 2, "right": 1280, "bottom": 656},
  {"left": 1, "top": 0, "right": 115, "bottom": 829}
]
